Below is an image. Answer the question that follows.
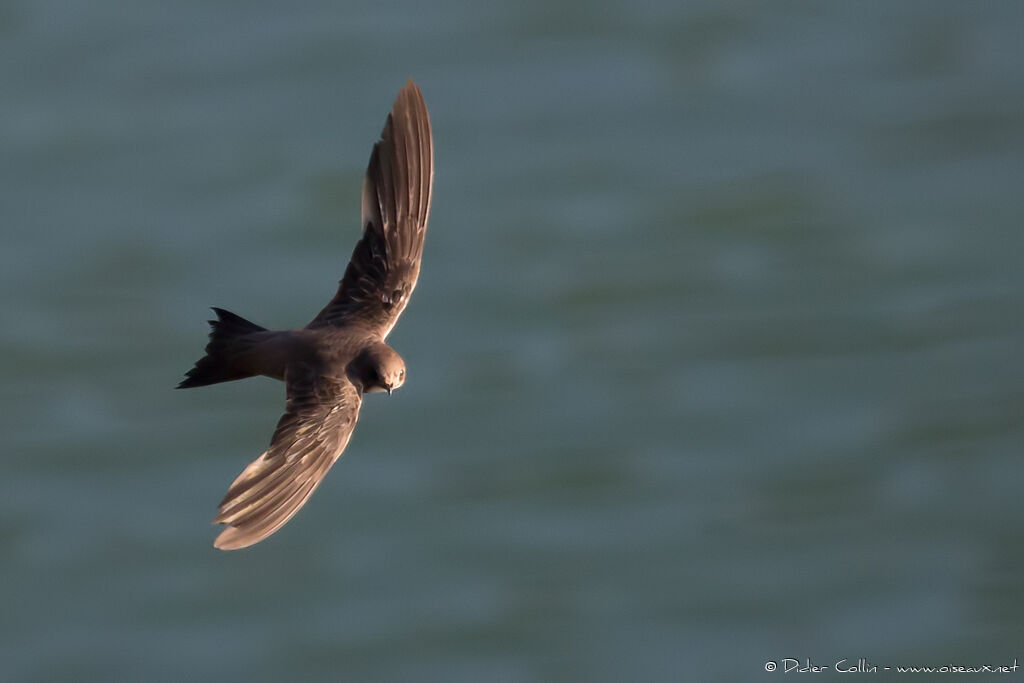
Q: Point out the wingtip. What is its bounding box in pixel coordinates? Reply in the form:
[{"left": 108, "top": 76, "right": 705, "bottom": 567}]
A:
[
  {"left": 213, "top": 525, "right": 252, "bottom": 551},
  {"left": 398, "top": 78, "right": 425, "bottom": 103}
]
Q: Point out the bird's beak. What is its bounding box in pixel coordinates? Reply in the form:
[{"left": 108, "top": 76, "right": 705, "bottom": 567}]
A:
[{"left": 386, "top": 385, "right": 393, "bottom": 396}]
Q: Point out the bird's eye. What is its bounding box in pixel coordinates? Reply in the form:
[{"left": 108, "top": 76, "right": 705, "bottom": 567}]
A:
[{"left": 399, "top": 370, "right": 405, "bottom": 380}]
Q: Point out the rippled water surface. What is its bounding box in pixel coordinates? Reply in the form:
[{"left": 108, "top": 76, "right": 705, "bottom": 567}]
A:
[{"left": 2, "top": 1, "right": 1023, "bottom": 681}]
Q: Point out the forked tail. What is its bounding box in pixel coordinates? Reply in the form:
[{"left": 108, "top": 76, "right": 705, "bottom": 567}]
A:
[{"left": 177, "top": 308, "right": 267, "bottom": 389}]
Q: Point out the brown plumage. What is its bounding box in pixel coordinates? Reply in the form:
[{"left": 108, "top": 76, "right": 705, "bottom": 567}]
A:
[{"left": 178, "top": 80, "right": 433, "bottom": 550}]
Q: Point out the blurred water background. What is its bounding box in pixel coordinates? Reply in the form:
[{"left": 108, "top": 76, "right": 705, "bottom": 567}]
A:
[{"left": 2, "top": 1, "right": 1023, "bottom": 681}]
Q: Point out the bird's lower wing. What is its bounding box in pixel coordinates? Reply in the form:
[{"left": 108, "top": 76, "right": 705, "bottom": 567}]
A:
[{"left": 213, "top": 366, "right": 362, "bottom": 550}]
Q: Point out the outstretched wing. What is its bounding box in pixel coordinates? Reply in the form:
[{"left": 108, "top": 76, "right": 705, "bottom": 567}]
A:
[
  {"left": 213, "top": 364, "right": 362, "bottom": 550},
  {"left": 308, "top": 78, "right": 433, "bottom": 339}
]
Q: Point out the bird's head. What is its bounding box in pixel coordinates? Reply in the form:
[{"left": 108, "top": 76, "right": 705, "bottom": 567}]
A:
[{"left": 351, "top": 343, "right": 406, "bottom": 395}]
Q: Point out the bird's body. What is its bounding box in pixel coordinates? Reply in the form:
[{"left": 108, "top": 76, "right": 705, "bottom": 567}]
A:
[
  {"left": 187, "top": 324, "right": 391, "bottom": 387},
  {"left": 178, "top": 80, "right": 433, "bottom": 550}
]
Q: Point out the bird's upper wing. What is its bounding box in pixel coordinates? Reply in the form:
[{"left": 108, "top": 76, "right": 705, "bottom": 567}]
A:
[
  {"left": 213, "top": 364, "right": 362, "bottom": 550},
  {"left": 308, "top": 79, "right": 433, "bottom": 339}
]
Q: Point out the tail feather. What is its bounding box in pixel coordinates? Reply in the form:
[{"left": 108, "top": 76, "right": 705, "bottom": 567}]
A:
[{"left": 178, "top": 308, "right": 267, "bottom": 389}]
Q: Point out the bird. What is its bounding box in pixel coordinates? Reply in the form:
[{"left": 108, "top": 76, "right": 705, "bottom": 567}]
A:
[{"left": 178, "top": 79, "right": 433, "bottom": 550}]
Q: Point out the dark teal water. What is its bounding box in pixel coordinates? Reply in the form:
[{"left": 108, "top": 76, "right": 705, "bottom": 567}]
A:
[{"left": 3, "top": 1, "right": 1023, "bottom": 681}]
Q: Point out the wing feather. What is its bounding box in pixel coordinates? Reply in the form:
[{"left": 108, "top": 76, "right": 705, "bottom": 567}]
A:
[
  {"left": 213, "top": 365, "right": 362, "bottom": 550},
  {"left": 309, "top": 79, "right": 433, "bottom": 338}
]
